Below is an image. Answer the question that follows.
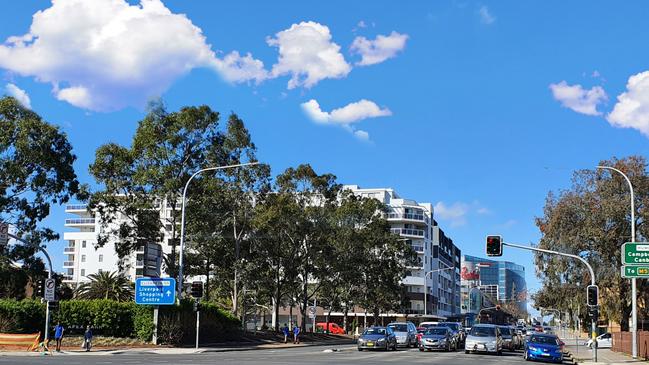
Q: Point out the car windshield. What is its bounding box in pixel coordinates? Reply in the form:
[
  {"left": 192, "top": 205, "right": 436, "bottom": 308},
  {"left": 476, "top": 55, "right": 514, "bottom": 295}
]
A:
[
  {"left": 426, "top": 328, "right": 448, "bottom": 335},
  {"left": 470, "top": 326, "right": 496, "bottom": 337},
  {"left": 364, "top": 328, "right": 386, "bottom": 336},
  {"left": 440, "top": 323, "right": 459, "bottom": 330},
  {"left": 388, "top": 324, "right": 408, "bottom": 332},
  {"left": 530, "top": 336, "right": 558, "bottom": 345},
  {"left": 499, "top": 327, "right": 513, "bottom": 335}
]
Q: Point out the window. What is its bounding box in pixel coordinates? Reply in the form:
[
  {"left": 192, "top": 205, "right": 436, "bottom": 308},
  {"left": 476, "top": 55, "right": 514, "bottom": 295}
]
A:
[
  {"left": 82, "top": 240, "right": 87, "bottom": 248},
  {"left": 98, "top": 254, "right": 103, "bottom": 262},
  {"left": 98, "top": 269, "right": 103, "bottom": 274},
  {"left": 81, "top": 269, "right": 86, "bottom": 276}
]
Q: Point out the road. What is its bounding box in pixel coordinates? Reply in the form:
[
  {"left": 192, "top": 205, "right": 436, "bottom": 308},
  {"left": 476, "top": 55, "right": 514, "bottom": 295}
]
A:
[{"left": 0, "top": 345, "right": 567, "bottom": 365}]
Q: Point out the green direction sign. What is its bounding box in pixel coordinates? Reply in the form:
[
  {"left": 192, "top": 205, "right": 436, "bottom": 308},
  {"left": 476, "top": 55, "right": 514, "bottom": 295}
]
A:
[
  {"left": 622, "top": 242, "right": 649, "bottom": 265},
  {"left": 622, "top": 266, "right": 649, "bottom": 278}
]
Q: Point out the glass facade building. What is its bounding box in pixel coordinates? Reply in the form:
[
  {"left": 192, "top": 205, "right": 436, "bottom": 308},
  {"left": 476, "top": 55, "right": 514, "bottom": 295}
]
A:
[{"left": 461, "top": 254, "right": 527, "bottom": 313}]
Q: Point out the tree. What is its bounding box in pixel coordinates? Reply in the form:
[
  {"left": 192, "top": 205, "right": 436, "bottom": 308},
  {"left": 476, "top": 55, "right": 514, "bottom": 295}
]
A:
[
  {"left": 74, "top": 271, "right": 134, "bottom": 301},
  {"left": 534, "top": 156, "right": 649, "bottom": 331}
]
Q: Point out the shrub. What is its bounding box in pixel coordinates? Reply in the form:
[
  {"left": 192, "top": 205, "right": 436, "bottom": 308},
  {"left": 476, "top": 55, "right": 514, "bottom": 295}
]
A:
[{"left": 0, "top": 299, "right": 45, "bottom": 333}]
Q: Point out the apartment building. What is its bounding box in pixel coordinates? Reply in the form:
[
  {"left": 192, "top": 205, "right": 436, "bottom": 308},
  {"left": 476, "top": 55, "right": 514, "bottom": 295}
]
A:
[
  {"left": 344, "top": 185, "right": 462, "bottom": 319},
  {"left": 62, "top": 203, "right": 168, "bottom": 285}
]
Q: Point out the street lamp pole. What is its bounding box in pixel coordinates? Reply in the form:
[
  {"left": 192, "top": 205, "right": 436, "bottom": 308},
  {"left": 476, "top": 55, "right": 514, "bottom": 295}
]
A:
[
  {"left": 597, "top": 165, "right": 637, "bottom": 359},
  {"left": 424, "top": 265, "right": 454, "bottom": 317},
  {"left": 177, "top": 162, "right": 259, "bottom": 297}
]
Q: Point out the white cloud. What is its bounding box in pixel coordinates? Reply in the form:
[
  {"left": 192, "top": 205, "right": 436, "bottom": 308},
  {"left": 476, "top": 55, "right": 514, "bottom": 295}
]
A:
[
  {"left": 479, "top": 6, "right": 496, "bottom": 24},
  {"left": 0, "top": 0, "right": 266, "bottom": 111},
  {"left": 549, "top": 81, "right": 607, "bottom": 116},
  {"left": 301, "top": 99, "right": 391, "bottom": 140},
  {"left": 607, "top": 71, "right": 649, "bottom": 137},
  {"left": 434, "top": 202, "right": 470, "bottom": 227},
  {"left": 350, "top": 31, "right": 408, "bottom": 66},
  {"left": 267, "top": 21, "right": 351, "bottom": 89},
  {"left": 5, "top": 83, "right": 31, "bottom": 109}
]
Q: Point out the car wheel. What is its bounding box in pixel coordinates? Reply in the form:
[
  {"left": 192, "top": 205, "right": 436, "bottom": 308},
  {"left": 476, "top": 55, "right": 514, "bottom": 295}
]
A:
[
  {"left": 419, "top": 347, "right": 424, "bottom": 352},
  {"left": 465, "top": 350, "right": 470, "bottom": 354},
  {"left": 358, "top": 348, "right": 363, "bottom": 352}
]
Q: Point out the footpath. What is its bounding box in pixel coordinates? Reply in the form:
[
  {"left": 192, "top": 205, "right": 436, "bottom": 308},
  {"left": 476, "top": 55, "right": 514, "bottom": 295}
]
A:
[
  {"left": 0, "top": 337, "right": 355, "bottom": 357},
  {"left": 561, "top": 335, "right": 646, "bottom": 365}
]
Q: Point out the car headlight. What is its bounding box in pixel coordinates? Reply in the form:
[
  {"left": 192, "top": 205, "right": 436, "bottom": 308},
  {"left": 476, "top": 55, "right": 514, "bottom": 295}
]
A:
[
  {"left": 377, "top": 338, "right": 386, "bottom": 343},
  {"left": 491, "top": 340, "right": 497, "bottom": 344},
  {"left": 528, "top": 346, "right": 537, "bottom": 351}
]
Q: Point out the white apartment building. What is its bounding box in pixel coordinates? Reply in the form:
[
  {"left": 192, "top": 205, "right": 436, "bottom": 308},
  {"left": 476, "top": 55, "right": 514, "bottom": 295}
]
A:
[
  {"left": 62, "top": 202, "right": 169, "bottom": 286},
  {"left": 344, "top": 185, "right": 462, "bottom": 319}
]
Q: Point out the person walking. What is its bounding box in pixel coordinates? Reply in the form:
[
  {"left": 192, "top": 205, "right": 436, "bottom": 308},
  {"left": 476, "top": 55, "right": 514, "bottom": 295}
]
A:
[
  {"left": 83, "top": 325, "right": 93, "bottom": 352},
  {"left": 293, "top": 325, "right": 301, "bottom": 344},
  {"left": 54, "top": 322, "right": 65, "bottom": 352},
  {"left": 282, "top": 323, "right": 289, "bottom": 344}
]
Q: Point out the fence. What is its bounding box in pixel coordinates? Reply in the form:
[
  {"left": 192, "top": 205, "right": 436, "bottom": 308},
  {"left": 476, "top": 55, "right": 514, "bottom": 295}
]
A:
[{"left": 612, "top": 331, "right": 649, "bottom": 360}]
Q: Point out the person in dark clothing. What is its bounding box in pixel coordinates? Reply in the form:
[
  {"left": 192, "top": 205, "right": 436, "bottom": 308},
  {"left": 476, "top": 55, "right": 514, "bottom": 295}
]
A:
[{"left": 83, "top": 325, "right": 93, "bottom": 352}]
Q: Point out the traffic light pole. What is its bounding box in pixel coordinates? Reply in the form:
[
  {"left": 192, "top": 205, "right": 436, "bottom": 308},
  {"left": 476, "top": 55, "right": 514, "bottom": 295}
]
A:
[
  {"left": 9, "top": 233, "right": 53, "bottom": 348},
  {"left": 502, "top": 242, "right": 597, "bottom": 362}
]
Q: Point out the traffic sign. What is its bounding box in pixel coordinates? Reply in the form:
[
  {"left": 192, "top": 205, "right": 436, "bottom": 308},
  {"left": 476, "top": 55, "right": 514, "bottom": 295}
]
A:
[
  {"left": 622, "top": 242, "right": 649, "bottom": 265},
  {"left": 44, "top": 278, "right": 56, "bottom": 302},
  {"left": 0, "top": 223, "right": 8, "bottom": 246},
  {"left": 135, "top": 278, "right": 176, "bottom": 305},
  {"left": 622, "top": 266, "right": 649, "bottom": 278}
]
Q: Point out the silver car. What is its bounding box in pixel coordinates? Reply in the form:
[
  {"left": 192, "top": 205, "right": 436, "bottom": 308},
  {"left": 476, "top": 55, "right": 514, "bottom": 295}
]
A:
[
  {"left": 464, "top": 324, "right": 503, "bottom": 355},
  {"left": 387, "top": 321, "right": 417, "bottom": 348}
]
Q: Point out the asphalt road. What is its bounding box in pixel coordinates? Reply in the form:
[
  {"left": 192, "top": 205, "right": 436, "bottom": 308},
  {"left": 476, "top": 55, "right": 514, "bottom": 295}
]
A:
[{"left": 0, "top": 345, "right": 572, "bottom": 365}]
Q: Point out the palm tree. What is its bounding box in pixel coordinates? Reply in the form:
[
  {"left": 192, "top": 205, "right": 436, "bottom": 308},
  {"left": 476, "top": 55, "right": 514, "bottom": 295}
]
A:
[{"left": 74, "top": 271, "right": 134, "bottom": 301}]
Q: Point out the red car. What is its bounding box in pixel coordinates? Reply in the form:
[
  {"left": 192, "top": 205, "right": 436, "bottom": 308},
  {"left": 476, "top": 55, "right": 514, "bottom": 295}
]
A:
[{"left": 316, "top": 322, "right": 345, "bottom": 334}]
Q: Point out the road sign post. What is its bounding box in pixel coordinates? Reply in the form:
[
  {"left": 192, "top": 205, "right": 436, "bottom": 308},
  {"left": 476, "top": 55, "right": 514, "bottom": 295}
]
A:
[
  {"left": 135, "top": 278, "right": 176, "bottom": 305},
  {"left": 622, "top": 242, "right": 649, "bottom": 265},
  {"left": 622, "top": 266, "right": 649, "bottom": 278},
  {"left": 44, "top": 278, "right": 56, "bottom": 302}
]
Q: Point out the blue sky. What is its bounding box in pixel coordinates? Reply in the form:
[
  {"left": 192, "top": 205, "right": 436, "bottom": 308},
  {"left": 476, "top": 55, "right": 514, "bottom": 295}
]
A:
[{"left": 2, "top": 1, "right": 649, "bottom": 311}]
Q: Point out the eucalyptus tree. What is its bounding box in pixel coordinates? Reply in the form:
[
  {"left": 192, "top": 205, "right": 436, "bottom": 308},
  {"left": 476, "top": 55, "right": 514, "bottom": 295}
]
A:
[{"left": 535, "top": 156, "right": 649, "bottom": 330}]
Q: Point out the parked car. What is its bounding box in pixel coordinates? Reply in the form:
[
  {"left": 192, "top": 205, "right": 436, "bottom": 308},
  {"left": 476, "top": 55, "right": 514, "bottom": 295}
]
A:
[
  {"left": 543, "top": 326, "right": 554, "bottom": 334},
  {"left": 524, "top": 334, "right": 563, "bottom": 363},
  {"left": 586, "top": 333, "right": 612, "bottom": 349},
  {"left": 438, "top": 322, "right": 465, "bottom": 344},
  {"left": 418, "top": 326, "right": 457, "bottom": 352},
  {"left": 357, "top": 326, "right": 397, "bottom": 351},
  {"left": 315, "top": 322, "right": 345, "bottom": 334},
  {"left": 419, "top": 321, "right": 439, "bottom": 328},
  {"left": 465, "top": 324, "right": 503, "bottom": 355},
  {"left": 498, "top": 326, "right": 516, "bottom": 351},
  {"left": 387, "top": 322, "right": 417, "bottom": 348}
]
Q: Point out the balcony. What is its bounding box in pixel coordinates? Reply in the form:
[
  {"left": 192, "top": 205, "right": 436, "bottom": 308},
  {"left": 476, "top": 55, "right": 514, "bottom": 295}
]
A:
[
  {"left": 411, "top": 245, "right": 424, "bottom": 253},
  {"left": 387, "top": 212, "right": 427, "bottom": 223},
  {"left": 65, "top": 204, "right": 88, "bottom": 212},
  {"left": 64, "top": 247, "right": 76, "bottom": 253},
  {"left": 136, "top": 260, "right": 144, "bottom": 267},
  {"left": 62, "top": 275, "right": 74, "bottom": 282},
  {"left": 65, "top": 218, "right": 96, "bottom": 226},
  {"left": 391, "top": 228, "right": 425, "bottom": 238},
  {"left": 63, "top": 261, "right": 75, "bottom": 267}
]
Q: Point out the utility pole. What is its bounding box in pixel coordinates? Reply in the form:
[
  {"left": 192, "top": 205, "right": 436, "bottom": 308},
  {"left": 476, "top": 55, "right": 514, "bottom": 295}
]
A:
[{"left": 597, "top": 166, "right": 637, "bottom": 359}]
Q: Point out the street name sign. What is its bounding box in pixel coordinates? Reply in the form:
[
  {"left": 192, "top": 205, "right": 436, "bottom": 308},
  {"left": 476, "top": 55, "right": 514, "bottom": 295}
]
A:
[
  {"left": 622, "top": 266, "right": 649, "bottom": 278},
  {"left": 135, "top": 278, "right": 176, "bottom": 305},
  {"left": 44, "top": 278, "right": 56, "bottom": 302},
  {"left": 622, "top": 242, "right": 649, "bottom": 265}
]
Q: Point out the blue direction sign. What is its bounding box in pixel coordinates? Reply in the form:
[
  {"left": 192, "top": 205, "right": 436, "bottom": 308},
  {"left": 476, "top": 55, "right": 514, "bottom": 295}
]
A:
[{"left": 135, "top": 278, "right": 176, "bottom": 305}]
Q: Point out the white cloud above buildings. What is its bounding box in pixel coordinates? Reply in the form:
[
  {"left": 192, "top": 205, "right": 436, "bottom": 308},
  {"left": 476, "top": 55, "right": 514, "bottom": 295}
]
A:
[
  {"left": 549, "top": 81, "right": 607, "bottom": 116},
  {"left": 479, "top": 6, "right": 496, "bottom": 25},
  {"left": 607, "top": 71, "right": 649, "bottom": 137},
  {"left": 301, "top": 99, "right": 392, "bottom": 140},
  {"left": 433, "top": 201, "right": 490, "bottom": 227},
  {"left": 0, "top": 0, "right": 267, "bottom": 111},
  {"left": 0, "top": 1, "right": 408, "bottom": 114},
  {"left": 350, "top": 31, "right": 409, "bottom": 66},
  {"left": 5, "top": 83, "right": 31, "bottom": 109}
]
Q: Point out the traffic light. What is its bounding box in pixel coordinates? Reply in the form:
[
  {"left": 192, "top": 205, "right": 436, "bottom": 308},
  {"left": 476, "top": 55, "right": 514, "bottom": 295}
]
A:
[
  {"left": 486, "top": 235, "right": 503, "bottom": 257},
  {"left": 588, "top": 305, "right": 598, "bottom": 320},
  {"left": 587, "top": 285, "right": 598, "bottom": 306},
  {"left": 34, "top": 279, "right": 44, "bottom": 297},
  {"left": 48, "top": 301, "right": 59, "bottom": 311},
  {"left": 191, "top": 281, "right": 203, "bottom": 298}
]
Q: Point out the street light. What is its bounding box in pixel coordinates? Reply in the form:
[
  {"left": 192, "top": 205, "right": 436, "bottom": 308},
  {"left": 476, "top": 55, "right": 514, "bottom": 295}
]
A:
[
  {"left": 423, "top": 264, "right": 455, "bottom": 316},
  {"left": 597, "top": 165, "right": 637, "bottom": 359},
  {"left": 177, "top": 162, "right": 259, "bottom": 297}
]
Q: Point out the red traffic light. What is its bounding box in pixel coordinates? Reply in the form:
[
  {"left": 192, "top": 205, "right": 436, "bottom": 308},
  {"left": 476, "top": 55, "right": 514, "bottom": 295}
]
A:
[{"left": 486, "top": 235, "right": 503, "bottom": 257}]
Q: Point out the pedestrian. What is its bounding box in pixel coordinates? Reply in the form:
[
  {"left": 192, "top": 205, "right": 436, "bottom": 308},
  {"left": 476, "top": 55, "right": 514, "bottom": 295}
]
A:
[
  {"left": 83, "top": 325, "right": 93, "bottom": 352},
  {"left": 293, "top": 325, "right": 300, "bottom": 344},
  {"left": 54, "top": 322, "right": 65, "bottom": 352},
  {"left": 282, "top": 323, "right": 289, "bottom": 343}
]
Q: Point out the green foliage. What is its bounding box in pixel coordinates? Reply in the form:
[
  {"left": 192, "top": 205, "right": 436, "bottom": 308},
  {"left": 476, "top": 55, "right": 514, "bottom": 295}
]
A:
[
  {"left": 535, "top": 156, "right": 649, "bottom": 330},
  {"left": 74, "top": 271, "right": 134, "bottom": 301},
  {"left": 132, "top": 305, "right": 154, "bottom": 341},
  {"left": 0, "top": 299, "right": 45, "bottom": 333}
]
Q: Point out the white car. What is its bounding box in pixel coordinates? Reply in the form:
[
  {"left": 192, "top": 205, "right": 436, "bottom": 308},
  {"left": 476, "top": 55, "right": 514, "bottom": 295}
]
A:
[{"left": 586, "top": 333, "right": 612, "bottom": 348}]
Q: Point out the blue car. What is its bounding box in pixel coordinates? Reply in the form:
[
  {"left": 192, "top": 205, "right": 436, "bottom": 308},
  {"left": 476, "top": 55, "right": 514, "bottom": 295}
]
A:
[{"left": 524, "top": 334, "right": 563, "bottom": 363}]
